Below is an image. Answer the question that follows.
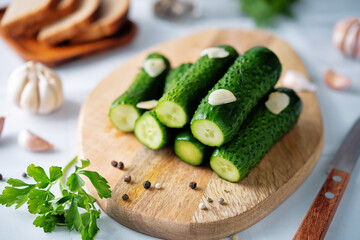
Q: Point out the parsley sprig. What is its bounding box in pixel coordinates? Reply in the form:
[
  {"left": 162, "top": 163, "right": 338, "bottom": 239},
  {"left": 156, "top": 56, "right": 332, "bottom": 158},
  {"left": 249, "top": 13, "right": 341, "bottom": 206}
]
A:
[{"left": 0, "top": 157, "right": 111, "bottom": 240}]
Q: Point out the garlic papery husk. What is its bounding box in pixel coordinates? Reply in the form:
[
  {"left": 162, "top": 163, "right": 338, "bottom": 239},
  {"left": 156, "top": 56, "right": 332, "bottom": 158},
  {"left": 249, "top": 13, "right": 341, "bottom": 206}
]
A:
[
  {"left": 18, "top": 129, "right": 53, "bottom": 152},
  {"left": 333, "top": 17, "right": 360, "bottom": 58},
  {"left": 282, "top": 70, "right": 317, "bottom": 92},
  {"left": 200, "top": 47, "right": 230, "bottom": 59},
  {"left": 8, "top": 61, "right": 63, "bottom": 114},
  {"left": 0, "top": 117, "right": 5, "bottom": 139},
  {"left": 143, "top": 59, "right": 166, "bottom": 77},
  {"left": 324, "top": 69, "right": 351, "bottom": 90},
  {"left": 136, "top": 100, "right": 159, "bottom": 110},
  {"left": 208, "top": 89, "right": 237, "bottom": 106},
  {"left": 265, "top": 92, "right": 290, "bottom": 115}
]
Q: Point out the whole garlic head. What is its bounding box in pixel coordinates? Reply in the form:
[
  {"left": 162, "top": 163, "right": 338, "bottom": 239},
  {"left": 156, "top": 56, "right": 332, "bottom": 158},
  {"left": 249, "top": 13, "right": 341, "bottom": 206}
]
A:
[
  {"left": 333, "top": 17, "right": 360, "bottom": 58},
  {"left": 8, "top": 61, "right": 63, "bottom": 114}
]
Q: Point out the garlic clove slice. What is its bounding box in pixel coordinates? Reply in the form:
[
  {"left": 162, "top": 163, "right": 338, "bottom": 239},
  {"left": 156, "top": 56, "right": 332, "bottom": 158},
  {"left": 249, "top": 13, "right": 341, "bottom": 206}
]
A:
[
  {"left": 333, "top": 17, "right": 358, "bottom": 51},
  {"left": 324, "top": 69, "right": 351, "bottom": 90},
  {"left": 200, "top": 47, "right": 230, "bottom": 58},
  {"left": 0, "top": 117, "right": 5, "bottom": 139},
  {"left": 208, "top": 89, "right": 237, "bottom": 106},
  {"left": 265, "top": 92, "right": 290, "bottom": 115},
  {"left": 282, "top": 70, "right": 317, "bottom": 92},
  {"left": 38, "top": 74, "right": 57, "bottom": 114},
  {"left": 136, "top": 100, "right": 159, "bottom": 110},
  {"left": 19, "top": 78, "right": 39, "bottom": 113},
  {"left": 18, "top": 129, "right": 53, "bottom": 152},
  {"left": 143, "top": 58, "right": 166, "bottom": 77}
]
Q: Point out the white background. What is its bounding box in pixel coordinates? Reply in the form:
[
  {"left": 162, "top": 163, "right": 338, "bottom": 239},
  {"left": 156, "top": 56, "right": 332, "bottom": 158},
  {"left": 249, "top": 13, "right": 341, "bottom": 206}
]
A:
[{"left": 0, "top": 0, "right": 360, "bottom": 239}]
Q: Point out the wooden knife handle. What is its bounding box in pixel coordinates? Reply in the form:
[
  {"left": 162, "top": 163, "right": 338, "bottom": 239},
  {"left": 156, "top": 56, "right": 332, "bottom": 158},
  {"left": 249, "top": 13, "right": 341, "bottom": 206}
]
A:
[{"left": 293, "top": 168, "right": 350, "bottom": 240}]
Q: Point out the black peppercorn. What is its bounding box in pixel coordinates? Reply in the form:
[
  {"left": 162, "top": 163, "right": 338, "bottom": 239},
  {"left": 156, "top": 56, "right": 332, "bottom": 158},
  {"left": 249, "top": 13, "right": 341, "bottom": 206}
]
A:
[
  {"left": 0, "top": 173, "right": 2, "bottom": 181},
  {"left": 111, "top": 161, "right": 118, "bottom": 167},
  {"left": 122, "top": 194, "right": 129, "bottom": 201},
  {"left": 22, "top": 172, "right": 27, "bottom": 178},
  {"left": 189, "top": 182, "right": 197, "bottom": 189},
  {"left": 143, "top": 180, "right": 151, "bottom": 189},
  {"left": 124, "top": 175, "right": 131, "bottom": 183},
  {"left": 118, "top": 161, "right": 124, "bottom": 170}
]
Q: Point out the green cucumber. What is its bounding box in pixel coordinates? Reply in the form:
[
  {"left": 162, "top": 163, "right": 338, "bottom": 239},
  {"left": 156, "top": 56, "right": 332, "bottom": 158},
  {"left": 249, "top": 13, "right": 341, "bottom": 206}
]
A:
[
  {"left": 156, "top": 45, "right": 239, "bottom": 128},
  {"left": 210, "top": 88, "right": 302, "bottom": 182},
  {"left": 109, "top": 53, "right": 170, "bottom": 132},
  {"left": 134, "top": 63, "right": 192, "bottom": 149},
  {"left": 191, "top": 46, "right": 282, "bottom": 147},
  {"left": 174, "top": 130, "right": 208, "bottom": 166}
]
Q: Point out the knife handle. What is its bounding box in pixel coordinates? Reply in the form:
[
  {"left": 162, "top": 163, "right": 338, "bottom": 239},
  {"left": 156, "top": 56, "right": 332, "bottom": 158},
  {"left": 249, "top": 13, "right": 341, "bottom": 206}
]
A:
[{"left": 293, "top": 168, "right": 350, "bottom": 240}]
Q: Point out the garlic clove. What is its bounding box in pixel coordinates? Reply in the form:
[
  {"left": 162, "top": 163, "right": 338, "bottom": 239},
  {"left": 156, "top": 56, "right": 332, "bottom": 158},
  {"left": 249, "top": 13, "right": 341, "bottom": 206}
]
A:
[
  {"left": 136, "top": 100, "right": 159, "bottom": 110},
  {"left": 343, "top": 22, "right": 360, "bottom": 57},
  {"left": 7, "top": 64, "right": 30, "bottom": 106},
  {"left": 0, "top": 117, "right": 5, "bottom": 139},
  {"left": 333, "top": 17, "right": 358, "bottom": 52},
  {"left": 208, "top": 89, "right": 237, "bottom": 106},
  {"left": 356, "top": 30, "right": 360, "bottom": 58},
  {"left": 38, "top": 74, "right": 58, "bottom": 114},
  {"left": 143, "top": 58, "right": 167, "bottom": 77},
  {"left": 265, "top": 92, "right": 290, "bottom": 115},
  {"left": 19, "top": 79, "right": 39, "bottom": 113},
  {"left": 18, "top": 129, "right": 53, "bottom": 152},
  {"left": 200, "top": 47, "right": 230, "bottom": 58},
  {"left": 282, "top": 70, "right": 317, "bottom": 92},
  {"left": 324, "top": 69, "right": 351, "bottom": 90}
]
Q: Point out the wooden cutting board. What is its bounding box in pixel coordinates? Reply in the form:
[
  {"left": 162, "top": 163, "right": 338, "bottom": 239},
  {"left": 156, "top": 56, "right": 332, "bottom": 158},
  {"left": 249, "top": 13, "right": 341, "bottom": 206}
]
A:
[
  {"left": 78, "top": 29, "right": 324, "bottom": 240},
  {"left": 0, "top": 8, "right": 137, "bottom": 67}
]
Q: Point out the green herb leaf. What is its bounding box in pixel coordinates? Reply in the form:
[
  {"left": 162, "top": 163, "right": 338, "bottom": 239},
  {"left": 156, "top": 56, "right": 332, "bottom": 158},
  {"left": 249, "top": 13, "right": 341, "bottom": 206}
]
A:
[
  {"left": 80, "top": 159, "right": 91, "bottom": 169},
  {"left": 0, "top": 185, "right": 35, "bottom": 208},
  {"left": 78, "top": 170, "right": 111, "bottom": 199},
  {"left": 33, "top": 211, "right": 65, "bottom": 233},
  {"left": 7, "top": 178, "right": 33, "bottom": 187},
  {"left": 66, "top": 172, "right": 85, "bottom": 192},
  {"left": 28, "top": 189, "right": 55, "bottom": 214},
  {"left": 27, "top": 164, "right": 50, "bottom": 188},
  {"left": 65, "top": 197, "right": 83, "bottom": 231},
  {"left": 49, "top": 166, "right": 63, "bottom": 182}
]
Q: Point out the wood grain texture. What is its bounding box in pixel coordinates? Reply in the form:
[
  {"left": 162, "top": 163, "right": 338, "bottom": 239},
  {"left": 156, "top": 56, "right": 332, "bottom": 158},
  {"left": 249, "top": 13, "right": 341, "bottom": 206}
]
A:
[
  {"left": 293, "top": 169, "right": 350, "bottom": 240},
  {"left": 77, "top": 29, "right": 324, "bottom": 240},
  {"left": 0, "top": 7, "right": 137, "bottom": 67}
]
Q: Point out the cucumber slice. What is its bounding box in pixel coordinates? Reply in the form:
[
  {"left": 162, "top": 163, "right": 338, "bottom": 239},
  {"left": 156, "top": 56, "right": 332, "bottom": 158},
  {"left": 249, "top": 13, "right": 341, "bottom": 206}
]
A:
[
  {"left": 156, "top": 45, "right": 239, "bottom": 128},
  {"left": 155, "top": 101, "right": 187, "bottom": 128},
  {"left": 190, "top": 120, "right": 223, "bottom": 147},
  {"left": 191, "top": 46, "right": 281, "bottom": 147},
  {"left": 109, "top": 53, "right": 170, "bottom": 132},
  {"left": 174, "top": 130, "right": 208, "bottom": 165},
  {"left": 210, "top": 157, "right": 240, "bottom": 182},
  {"left": 134, "top": 110, "right": 168, "bottom": 149},
  {"left": 210, "top": 88, "right": 302, "bottom": 182},
  {"left": 109, "top": 104, "right": 141, "bottom": 132}
]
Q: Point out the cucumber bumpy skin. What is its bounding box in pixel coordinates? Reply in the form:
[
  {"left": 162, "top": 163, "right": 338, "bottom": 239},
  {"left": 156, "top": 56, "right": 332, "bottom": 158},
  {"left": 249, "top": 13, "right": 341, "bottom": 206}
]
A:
[
  {"left": 109, "top": 53, "right": 170, "bottom": 132},
  {"left": 134, "top": 63, "right": 192, "bottom": 149},
  {"left": 210, "top": 88, "right": 302, "bottom": 183},
  {"left": 156, "top": 45, "right": 239, "bottom": 128},
  {"left": 174, "top": 130, "right": 208, "bottom": 166},
  {"left": 191, "top": 46, "right": 282, "bottom": 147}
]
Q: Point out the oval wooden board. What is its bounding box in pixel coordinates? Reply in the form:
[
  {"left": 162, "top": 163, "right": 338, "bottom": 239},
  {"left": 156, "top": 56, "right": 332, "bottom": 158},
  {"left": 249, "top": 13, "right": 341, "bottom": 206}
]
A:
[{"left": 78, "top": 29, "right": 324, "bottom": 240}]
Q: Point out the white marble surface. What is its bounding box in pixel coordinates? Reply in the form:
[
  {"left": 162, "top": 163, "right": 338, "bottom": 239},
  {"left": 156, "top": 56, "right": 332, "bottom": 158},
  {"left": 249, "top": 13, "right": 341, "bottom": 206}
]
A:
[{"left": 0, "top": 0, "right": 360, "bottom": 239}]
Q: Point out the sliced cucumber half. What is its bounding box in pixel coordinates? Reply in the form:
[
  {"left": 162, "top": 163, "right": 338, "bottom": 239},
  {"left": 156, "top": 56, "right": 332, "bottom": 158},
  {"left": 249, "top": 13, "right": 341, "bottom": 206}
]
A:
[
  {"left": 210, "top": 157, "right": 241, "bottom": 182},
  {"left": 175, "top": 141, "right": 203, "bottom": 166},
  {"left": 191, "top": 119, "right": 224, "bottom": 147},
  {"left": 109, "top": 104, "right": 140, "bottom": 132},
  {"left": 134, "top": 111, "right": 167, "bottom": 149},
  {"left": 155, "top": 100, "right": 187, "bottom": 128}
]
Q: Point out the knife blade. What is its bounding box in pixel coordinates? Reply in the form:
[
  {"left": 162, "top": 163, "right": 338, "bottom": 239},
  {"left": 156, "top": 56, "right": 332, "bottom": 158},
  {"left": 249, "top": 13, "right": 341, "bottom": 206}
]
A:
[{"left": 293, "top": 117, "right": 360, "bottom": 240}]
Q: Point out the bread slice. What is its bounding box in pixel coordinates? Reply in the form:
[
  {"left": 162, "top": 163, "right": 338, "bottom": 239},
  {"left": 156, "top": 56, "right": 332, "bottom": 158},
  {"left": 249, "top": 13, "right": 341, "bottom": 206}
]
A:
[
  {"left": 1, "top": 0, "right": 59, "bottom": 37},
  {"left": 38, "top": 0, "right": 100, "bottom": 45},
  {"left": 71, "top": 0, "right": 129, "bottom": 43}
]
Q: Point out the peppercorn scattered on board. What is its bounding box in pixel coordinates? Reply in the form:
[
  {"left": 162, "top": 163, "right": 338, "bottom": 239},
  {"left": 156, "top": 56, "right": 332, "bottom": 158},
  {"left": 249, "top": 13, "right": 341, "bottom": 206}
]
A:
[{"left": 78, "top": 29, "right": 324, "bottom": 240}]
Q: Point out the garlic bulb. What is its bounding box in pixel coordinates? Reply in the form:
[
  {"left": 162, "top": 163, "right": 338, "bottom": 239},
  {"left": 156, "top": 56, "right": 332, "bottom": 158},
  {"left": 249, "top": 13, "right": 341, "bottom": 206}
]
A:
[
  {"left": 8, "top": 61, "right": 63, "bottom": 114},
  {"left": 333, "top": 17, "right": 360, "bottom": 58}
]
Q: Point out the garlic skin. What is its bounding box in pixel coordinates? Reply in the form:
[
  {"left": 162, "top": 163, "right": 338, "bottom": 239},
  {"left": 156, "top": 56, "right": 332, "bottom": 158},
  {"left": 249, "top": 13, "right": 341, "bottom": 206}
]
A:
[
  {"left": 136, "top": 100, "right": 159, "bottom": 110},
  {"left": 208, "top": 89, "right": 237, "bottom": 106},
  {"left": 324, "top": 69, "right": 351, "bottom": 90},
  {"left": 8, "top": 61, "right": 63, "bottom": 114},
  {"left": 201, "top": 47, "right": 230, "bottom": 59},
  {"left": 333, "top": 17, "right": 360, "bottom": 58},
  {"left": 143, "top": 59, "right": 166, "bottom": 77},
  {"left": 265, "top": 92, "right": 290, "bottom": 115},
  {"left": 0, "top": 117, "right": 4, "bottom": 139},
  {"left": 282, "top": 70, "right": 317, "bottom": 92},
  {"left": 18, "top": 129, "right": 53, "bottom": 152}
]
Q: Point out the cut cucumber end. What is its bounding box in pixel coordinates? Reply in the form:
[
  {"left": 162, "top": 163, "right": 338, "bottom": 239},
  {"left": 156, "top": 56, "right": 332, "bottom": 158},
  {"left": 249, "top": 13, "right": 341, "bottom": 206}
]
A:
[
  {"left": 134, "top": 114, "right": 165, "bottom": 150},
  {"left": 191, "top": 120, "right": 224, "bottom": 147},
  {"left": 210, "top": 156, "right": 241, "bottom": 182},
  {"left": 109, "top": 104, "right": 140, "bottom": 132},
  {"left": 156, "top": 101, "right": 187, "bottom": 128},
  {"left": 174, "top": 140, "right": 203, "bottom": 166}
]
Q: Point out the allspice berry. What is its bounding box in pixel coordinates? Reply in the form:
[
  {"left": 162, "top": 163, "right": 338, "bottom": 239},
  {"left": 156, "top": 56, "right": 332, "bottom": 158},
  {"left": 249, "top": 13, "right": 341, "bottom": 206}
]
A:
[
  {"left": 122, "top": 194, "right": 129, "bottom": 201},
  {"left": 111, "top": 161, "right": 118, "bottom": 167},
  {"left": 189, "top": 182, "right": 197, "bottom": 189},
  {"left": 124, "top": 175, "right": 131, "bottom": 183},
  {"left": 118, "top": 161, "right": 125, "bottom": 170},
  {"left": 0, "top": 173, "right": 3, "bottom": 181}
]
